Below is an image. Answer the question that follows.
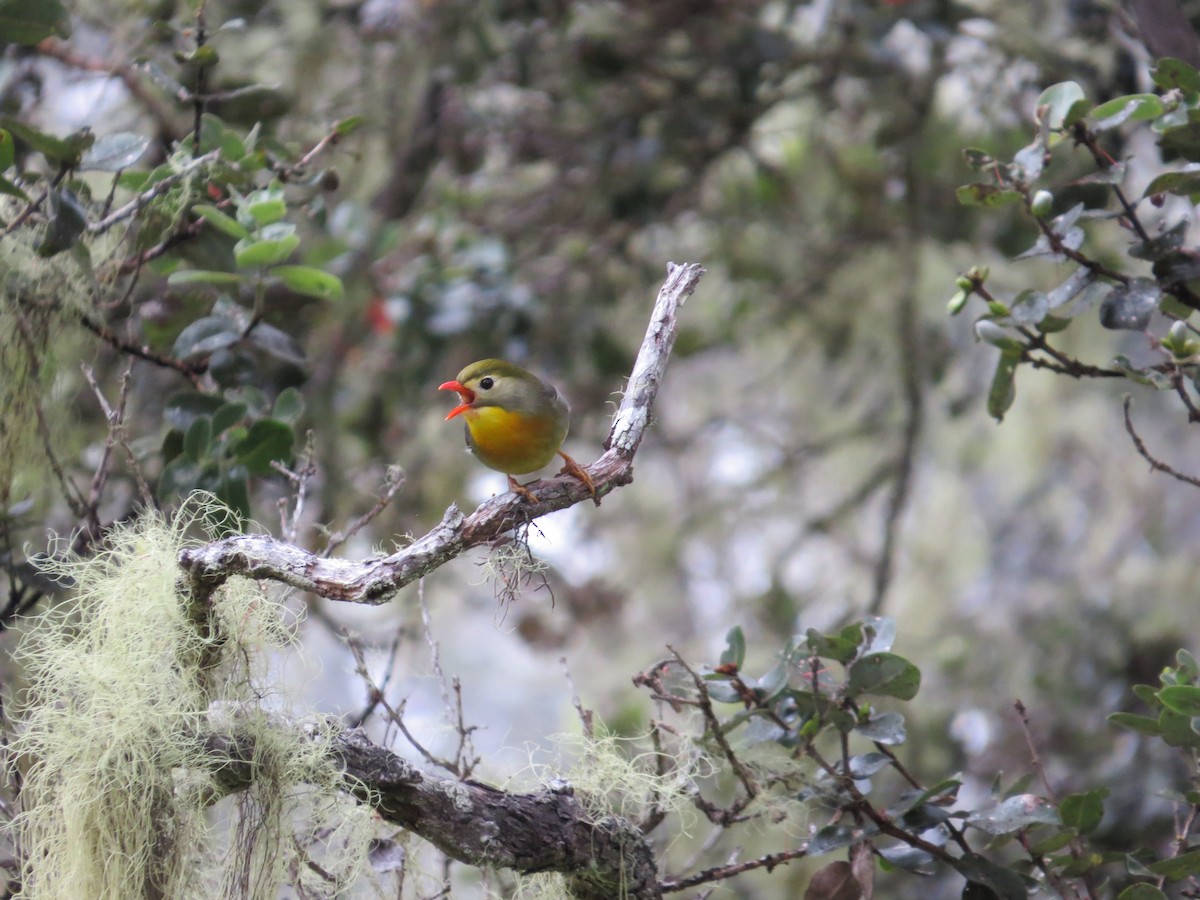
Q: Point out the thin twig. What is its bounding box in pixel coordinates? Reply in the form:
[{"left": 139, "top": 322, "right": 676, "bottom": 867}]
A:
[
  {"left": 1123, "top": 395, "right": 1200, "bottom": 489},
  {"left": 87, "top": 149, "right": 220, "bottom": 234}
]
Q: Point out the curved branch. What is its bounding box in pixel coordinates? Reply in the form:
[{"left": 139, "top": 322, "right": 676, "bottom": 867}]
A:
[
  {"left": 208, "top": 725, "right": 662, "bottom": 900},
  {"left": 177, "top": 261, "right": 706, "bottom": 604}
]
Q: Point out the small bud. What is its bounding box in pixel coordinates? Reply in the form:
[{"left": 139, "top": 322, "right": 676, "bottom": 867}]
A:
[
  {"left": 967, "top": 265, "right": 990, "bottom": 282},
  {"left": 955, "top": 275, "right": 974, "bottom": 291},
  {"left": 987, "top": 300, "right": 1010, "bottom": 317},
  {"left": 1030, "top": 189, "right": 1054, "bottom": 217},
  {"left": 948, "top": 289, "right": 969, "bottom": 315}
]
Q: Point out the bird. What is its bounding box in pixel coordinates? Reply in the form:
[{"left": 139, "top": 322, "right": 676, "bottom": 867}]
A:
[{"left": 438, "top": 359, "right": 597, "bottom": 504}]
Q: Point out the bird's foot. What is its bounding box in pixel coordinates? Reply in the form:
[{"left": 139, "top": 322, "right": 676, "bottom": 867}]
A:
[
  {"left": 558, "top": 451, "right": 599, "bottom": 506},
  {"left": 507, "top": 475, "right": 540, "bottom": 504}
]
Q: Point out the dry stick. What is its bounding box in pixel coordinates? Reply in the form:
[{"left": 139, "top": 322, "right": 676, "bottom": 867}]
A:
[
  {"left": 667, "top": 647, "right": 757, "bottom": 814},
  {"left": 659, "top": 847, "right": 809, "bottom": 894},
  {"left": 1013, "top": 699, "right": 1100, "bottom": 900},
  {"left": 1123, "top": 395, "right": 1200, "bottom": 489},
  {"left": 420, "top": 580, "right": 480, "bottom": 778},
  {"left": 321, "top": 465, "right": 405, "bottom": 558},
  {"left": 343, "top": 630, "right": 451, "bottom": 773},
  {"left": 178, "top": 261, "right": 706, "bottom": 604}
]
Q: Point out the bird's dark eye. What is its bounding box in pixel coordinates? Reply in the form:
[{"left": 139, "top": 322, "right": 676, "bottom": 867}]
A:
[{"left": 479, "top": 377, "right": 495, "bottom": 390}]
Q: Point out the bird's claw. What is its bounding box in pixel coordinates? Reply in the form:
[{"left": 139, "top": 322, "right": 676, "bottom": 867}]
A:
[
  {"left": 507, "top": 475, "right": 540, "bottom": 504},
  {"left": 558, "top": 452, "right": 599, "bottom": 506}
]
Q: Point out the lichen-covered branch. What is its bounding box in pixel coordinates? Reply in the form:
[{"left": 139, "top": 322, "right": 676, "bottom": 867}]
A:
[
  {"left": 206, "top": 723, "right": 662, "bottom": 900},
  {"left": 178, "top": 261, "right": 705, "bottom": 605}
]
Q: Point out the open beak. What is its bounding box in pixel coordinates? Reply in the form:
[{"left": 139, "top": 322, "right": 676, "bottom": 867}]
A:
[{"left": 438, "top": 380, "right": 475, "bottom": 420}]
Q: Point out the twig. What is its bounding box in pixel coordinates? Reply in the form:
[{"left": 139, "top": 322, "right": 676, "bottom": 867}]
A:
[
  {"left": 321, "top": 464, "right": 405, "bottom": 557},
  {"left": 87, "top": 149, "right": 220, "bottom": 234},
  {"left": 667, "top": 647, "right": 757, "bottom": 818},
  {"left": 561, "top": 656, "right": 594, "bottom": 738},
  {"left": 178, "top": 262, "right": 705, "bottom": 604},
  {"left": 659, "top": 847, "right": 807, "bottom": 893},
  {"left": 420, "top": 581, "right": 480, "bottom": 778},
  {"left": 1123, "top": 395, "right": 1200, "bottom": 489},
  {"left": 1013, "top": 699, "right": 1101, "bottom": 900},
  {"left": 272, "top": 433, "right": 317, "bottom": 545},
  {"left": 343, "top": 630, "right": 454, "bottom": 773}
]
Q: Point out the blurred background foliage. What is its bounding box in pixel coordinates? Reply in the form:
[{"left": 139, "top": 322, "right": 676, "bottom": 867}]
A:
[{"left": 3, "top": 0, "right": 1200, "bottom": 895}]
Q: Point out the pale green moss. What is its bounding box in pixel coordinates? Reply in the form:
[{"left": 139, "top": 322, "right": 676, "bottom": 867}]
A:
[{"left": 11, "top": 498, "right": 377, "bottom": 899}]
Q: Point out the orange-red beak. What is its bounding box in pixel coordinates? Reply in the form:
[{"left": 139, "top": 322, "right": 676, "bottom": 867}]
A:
[{"left": 438, "top": 380, "right": 475, "bottom": 420}]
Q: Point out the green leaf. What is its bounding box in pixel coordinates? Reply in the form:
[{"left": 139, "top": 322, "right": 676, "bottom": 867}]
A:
[
  {"left": 269, "top": 264, "right": 344, "bottom": 300},
  {"left": 1153, "top": 57, "right": 1200, "bottom": 94},
  {"left": 720, "top": 626, "right": 746, "bottom": 668},
  {"left": 847, "top": 652, "right": 920, "bottom": 700},
  {"left": 953, "top": 853, "right": 1030, "bottom": 900},
  {"left": 806, "top": 623, "right": 863, "bottom": 664},
  {"left": 1104, "top": 715, "right": 1161, "bottom": 734},
  {"left": 239, "top": 184, "right": 286, "bottom": 226},
  {"left": 1061, "top": 97, "right": 1092, "bottom": 128},
  {"left": 193, "top": 203, "right": 251, "bottom": 239},
  {"left": 233, "top": 418, "right": 294, "bottom": 475},
  {"left": 36, "top": 187, "right": 86, "bottom": 257},
  {"left": 0, "top": 128, "right": 13, "bottom": 171},
  {"left": 975, "top": 321, "right": 1024, "bottom": 353},
  {"left": 862, "top": 616, "right": 895, "bottom": 653},
  {"left": 965, "top": 794, "right": 1059, "bottom": 835},
  {"left": 247, "top": 322, "right": 306, "bottom": 365},
  {"left": 1029, "top": 832, "right": 1075, "bottom": 854},
  {"left": 197, "top": 112, "right": 247, "bottom": 160},
  {"left": 157, "top": 457, "right": 202, "bottom": 500},
  {"left": 234, "top": 230, "right": 300, "bottom": 268},
  {"left": 878, "top": 843, "right": 935, "bottom": 874},
  {"left": 806, "top": 822, "right": 878, "bottom": 856},
  {"left": 703, "top": 679, "right": 742, "bottom": 704},
  {"left": 211, "top": 401, "right": 248, "bottom": 436},
  {"left": 1036, "top": 81, "right": 1086, "bottom": 130},
  {"left": 1157, "top": 708, "right": 1200, "bottom": 748},
  {"left": 0, "top": 173, "right": 26, "bottom": 199},
  {"left": 172, "top": 315, "right": 242, "bottom": 360},
  {"left": 756, "top": 659, "right": 789, "bottom": 701},
  {"left": 1090, "top": 95, "right": 1164, "bottom": 131},
  {"left": 1131, "top": 218, "right": 1189, "bottom": 260},
  {"left": 0, "top": 0, "right": 69, "bottom": 45},
  {"left": 1159, "top": 122, "right": 1200, "bottom": 162},
  {"left": 1117, "top": 884, "right": 1167, "bottom": 899},
  {"left": 1158, "top": 685, "right": 1200, "bottom": 716},
  {"left": 1177, "top": 648, "right": 1200, "bottom": 678},
  {"left": 0, "top": 116, "right": 74, "bottom": 163},
  {"left": 271, "top": 386, "right": 304, "bottom": 424},
  {"left": 1059, "top": 788, "right": 1108, "bottom": 834},
  {"left": 216, "top": 469, "right": 251, "bottom": 528},
  {"left": 1132, "top": 684, "right": 1160, "bottom": 706},
  {"left": 1009, "top": 290, "right": 1048, "bottom": 326},
  {"left": 955, "top": 184, "right": 1023, "bottom": 208},
  {"left": 855, "top": 710, "right": 906, "bottom": 745},
  {"left": 334, "top": 115, "right": 365, "bottom": 137},
  {"left": 164, "top": 392, "right": 226, "bottom": 431},
  {"left": 986, "top": 349, "right": 1020, "bottom": 423},
  {"left": 79, "top": 132, "right": 150, "bottom": 171},
  {"left": 847, "top": 752, "right": 891, "bottom": 778},
  {"left": 1099, "top": 278, "right": 1161, "bottom": 330},
  {"left": 183, "top": 416, "right": 212, "bottom": 463},
  {"left": 168, "top": 269, "right": 244, "bottom": 287},
  {"left": 1147, "top": 848, "right": 1200, "bottom": 879}
]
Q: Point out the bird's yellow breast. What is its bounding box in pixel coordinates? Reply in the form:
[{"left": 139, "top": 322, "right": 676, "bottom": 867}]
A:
[{"left": 461, "top": 405, "right": 566, "bottom": 475}]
